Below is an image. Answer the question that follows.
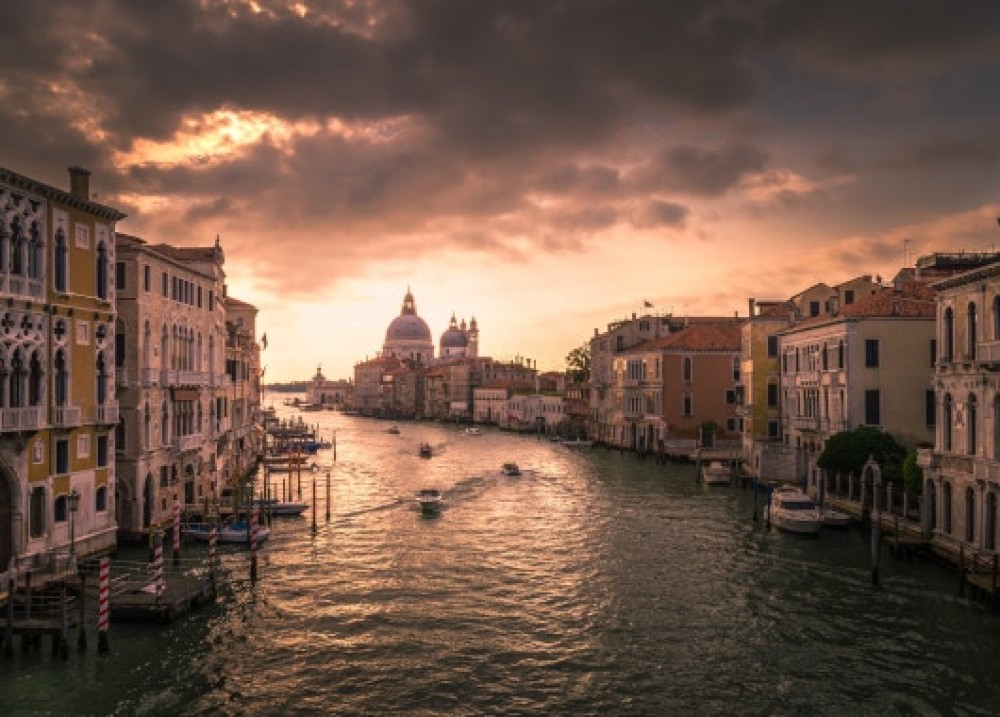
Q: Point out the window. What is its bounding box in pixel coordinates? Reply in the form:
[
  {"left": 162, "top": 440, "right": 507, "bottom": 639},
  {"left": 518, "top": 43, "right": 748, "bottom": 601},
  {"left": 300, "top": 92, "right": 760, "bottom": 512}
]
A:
[
  {"left": 943, "top": 307, "right": 954, "bottom": 362},
  {"left": 75, "top": 224, "right": 89, "bottom": 248},
  {"left": 54, "top": 494, "right": 68, "bottom": 523},
  {"left": 29, "top": 487, "right": 46, "bottom": 538},
  {"left": 864, "top": 339, "right": 880, "bottom": 368},
  {"left": 96, "top": 241, "right": 108, "bottom": 300},
  {"left": 197, "top": 286, "right": 203, "bottom": 308},
  {"left": 116, "top": 261, "right": 126, "bottom": 291},
  {"left": 968, "top": 394, "right": 977, "bottom": 456},
  {"left": 926, "top": 390, "right": 936, "bottom": 426},
  {"left": 97, "top": 434, "right": 109, "bottom": 467},
  {"left": 930, "top": 339, "right": 936, "bottom": 368},
  {"left": 943, "top": 394, "right": 953, "bottom": 451},
  {"left": 56, "top": 439, "right": 69, "bottom": 474},
  {"left": 161, "top": 271, "right": 168, "bottom": 297},
  {"left": 54, "top": 228, "right": 68, "bottom": 292},
  {"left": 96, "top": 486, "right": 108, "bottom": 512},
  {"left": 208, "top": 290, "right": 214, "bottom": 311},
  {"left": 683, "top": 393, "right": 692, "bottom": 416},
  {"left": 966, "top": 487, "right": 976, "bottom": 543},
  {"left": 943, "top": 482, "right": 953, "bottom": 534},
  {"left": 809, "top": 301, "right": 820, "bottom": 317},
  {"left": 143, "top": 264, "right": 151, "bottom": 292},
  {"left": 967, "top": 302, "right": 977, "bottom": 360},
  {"left": 767, "top": 382, "right": 779, "bottom": 408},
  {"left": 766, "top": 335, "right": 778, "bottom": 357},
  {"left": 116, "top": 417, "right": 126, "bottom": 453},
  {"left": 77, "top": 434, "right": 91, "bottom": 459},
  {"left": 845, "top": 289, "right": 855, "bottom": 305},
  {"left": 682, "top": 356, "right": 692, "bottom": 382},
  {"left": 864, "top": 389, "right": 881, "bottom": 425},
  {"left": 725, "top": 389, "right": 736, "bottom": 404},
  {"left": 726, "top": 418, "right": 736, "bottom": 432},
  {"left": 767, "top": 420, "right": 780, "bottom": 439},
  {"left": 732, "top": 357, "right": 740, "bottom": 382},
  {"left": 838, "top": 339, "right": 845, "bottom": 369}
]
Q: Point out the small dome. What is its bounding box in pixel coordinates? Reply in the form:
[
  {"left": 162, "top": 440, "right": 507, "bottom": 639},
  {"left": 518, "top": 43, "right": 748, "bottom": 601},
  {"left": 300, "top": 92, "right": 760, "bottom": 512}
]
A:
[{"left": 440, "top": 326, "right": 468, "bottom": 348}]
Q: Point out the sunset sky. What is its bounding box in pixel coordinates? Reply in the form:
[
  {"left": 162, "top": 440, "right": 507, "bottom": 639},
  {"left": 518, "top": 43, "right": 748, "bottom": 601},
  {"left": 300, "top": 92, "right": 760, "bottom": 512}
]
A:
[{"left": 4, "top": 1, "right": 1000, "bottom": 382}]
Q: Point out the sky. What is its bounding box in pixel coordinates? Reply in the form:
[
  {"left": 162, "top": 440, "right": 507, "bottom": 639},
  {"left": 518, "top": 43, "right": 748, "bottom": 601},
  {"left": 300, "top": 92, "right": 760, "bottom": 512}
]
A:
[{"left": 3, "top": 1, "right": 1000, "bottom": 382}]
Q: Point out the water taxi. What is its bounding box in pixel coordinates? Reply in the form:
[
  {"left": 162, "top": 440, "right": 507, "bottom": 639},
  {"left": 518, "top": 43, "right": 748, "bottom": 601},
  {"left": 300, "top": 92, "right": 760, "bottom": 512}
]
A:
[{"left": 770, "top": 487, "right": 822, "bottom": 535}]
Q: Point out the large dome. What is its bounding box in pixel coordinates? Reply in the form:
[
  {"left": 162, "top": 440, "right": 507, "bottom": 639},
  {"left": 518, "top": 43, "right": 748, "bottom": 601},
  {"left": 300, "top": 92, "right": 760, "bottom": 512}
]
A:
[{"left": 386, "top": 313, "right": 432, "bottom": 342}]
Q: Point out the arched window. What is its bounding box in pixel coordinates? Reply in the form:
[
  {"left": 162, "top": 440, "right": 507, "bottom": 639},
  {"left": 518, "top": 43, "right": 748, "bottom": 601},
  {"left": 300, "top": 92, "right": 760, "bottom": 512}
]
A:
[
  {"left": 116, "top": 416, "right": 126, "bottom": 451},
  {"left": 96, "top": 351, "right": 108, "bottom": 405},
  {"left": 28, "top": 349, "right": 42, "bottom": 406},
  {"left": 9, "top": 348, "right": 24, "bottom": 407},
  {"left": 96, "top": 241, "right": 108, "bottom": 300},
  {"left": 943, "top": 307, "right": 954, "bottom": 362},
  {"left": 943, "top": 481, "right": 953, "bottom": 534},
  {"left": 682, "top": 356, "right": 692, "bottom": 382},
  {"left": 10, "top": 217, "right": 24, "bottom": 275},
  {"left": 54, "top": 228, "right": 68, "bottom": 292},
  {"left": 967, "top": 302, "right": 977, "bottom": 360},
  {"left": 943, "top": 393, "right": 953, "bottom": 452},
  {"left": 28, "top": 221, "right": 42, "bottom": 280},
  {"left": 838, "top": 339, "right": 845, "bottom": 369},
  {"left": 54, "top": 349, "right": 68, "bottom": 406},
  {"left": 968, "top": 394, "right": 978, "bottom": 456},
  {"left": 161, "top": 401, "right": 169, "bottom": 444},
  {"left": 143, "top": 402, "right": 151, "bottom": 448},
  {"left": 966, "top": 487, "right": 976, "bottom": 543}
]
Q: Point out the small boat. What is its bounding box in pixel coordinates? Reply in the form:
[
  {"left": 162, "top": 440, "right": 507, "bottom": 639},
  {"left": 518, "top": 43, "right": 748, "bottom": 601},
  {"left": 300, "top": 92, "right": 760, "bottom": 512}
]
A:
[
  {"left": 562, "top": 438, "right": 593, "bottom": 448},
  {"left": 247, "top": 498, "right": 309, "bottom": 517},
  {"left": 770, "top": 487, "right": 822, "bottom": 535},
  {"left": 416, "top": 488, "right": 443, "bottom": 515},
  {"left": 701, "top": 461, "right": 731, "bottom": 486},
  {"left": 502, "top": 462, "right": 521, "bottom": 476},
  {"left": 821, "top": 508, "right": 851, "bottom": 528},
  {"left": 184, "top": 519, "right": 272, "bottom": 544},
  {"left": 419, "top": 443, "right": 433, "bottom": 458},
  {"left": 464, "top": 427, "right": 483, "bottom": 436},
  {"left": 388, "top": 425, "right": 401, "bottom": 435}
]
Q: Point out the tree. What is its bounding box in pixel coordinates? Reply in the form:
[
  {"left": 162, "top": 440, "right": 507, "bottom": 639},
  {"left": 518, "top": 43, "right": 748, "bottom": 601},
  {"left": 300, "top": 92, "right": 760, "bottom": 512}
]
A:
[
  {"left": 816, "top": 426, "right": 908, "bottom": 486},
  {"left": 565, "top": 344, "right": 591, "bottom": 382},
  {"left": 901, "top": 451, "right": 923, "bottom": 495}
]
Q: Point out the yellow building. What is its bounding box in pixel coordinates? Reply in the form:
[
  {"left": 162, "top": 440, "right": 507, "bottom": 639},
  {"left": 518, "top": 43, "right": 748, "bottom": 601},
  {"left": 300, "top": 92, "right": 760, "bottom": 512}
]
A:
[{"left": 1, "top": 165, "right": 125, "bottom": 585}]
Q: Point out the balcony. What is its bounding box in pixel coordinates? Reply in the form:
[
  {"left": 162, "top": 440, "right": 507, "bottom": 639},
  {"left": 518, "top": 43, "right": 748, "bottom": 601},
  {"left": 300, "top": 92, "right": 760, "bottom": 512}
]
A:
[
  {"left": 790, "top": 415, "right": 819, "bottom": 431},
  {"left": 819, "top": 417, "right": 848, "bottom": 434},
  {"left": 4, "top": 275, "right": 44, "bottom": 300},
  {"left": 174, "top": 433, "right": 204, "bottom": 452},
  {"left": 977, "top": 340, "right": 1000, "bottom": 365},
  {"left": 51, "top": 405, "right": 82, "bottom": 428},
  {"left": 93, "top": 402, "right": 119, "bottom": 425},
  {"left": 0, "top": 406, "right": 45, "bottom": 432},
  {"left": 794, "top": 371, "right": 820, "bottom": 387},
  {"left": 177, "top": 370, "right": 209, "bottom": 386},
  {"left": 821, "top": 369, "right": 846, "bottom": 387}
]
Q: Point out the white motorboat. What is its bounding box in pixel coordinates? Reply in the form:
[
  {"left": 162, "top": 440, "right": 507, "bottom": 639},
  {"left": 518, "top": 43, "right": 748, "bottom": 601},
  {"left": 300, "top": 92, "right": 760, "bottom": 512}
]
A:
[
  {"left": 821, "top": 508, "right": 851, "bottom": 527},
  {"left": 701, "top": 461, "right": 731, "bottom": 486},
  {"left": 769, "top": 487, "right": 822, "bottom": 535},
  {"left": 417, "top": 488, "right": 443, "bottom": 515},
  {"left": 464, "top": 427, "right": 483, "bottom": 436},
  {"left": 502, "top": 462, "right": 521, "bottom": 477},
  {"left": 184, "top": 519, "right": 271, "bottom": 544},
  {"left": 248, "top": 498, "right": 309, "bottom": 517}
]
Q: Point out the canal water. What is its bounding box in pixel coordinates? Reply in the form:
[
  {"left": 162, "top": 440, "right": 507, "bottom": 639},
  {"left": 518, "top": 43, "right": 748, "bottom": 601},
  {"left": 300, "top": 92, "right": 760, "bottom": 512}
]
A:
[{"left": 4, "top": 403, "right": 1000, "bottom": 715}]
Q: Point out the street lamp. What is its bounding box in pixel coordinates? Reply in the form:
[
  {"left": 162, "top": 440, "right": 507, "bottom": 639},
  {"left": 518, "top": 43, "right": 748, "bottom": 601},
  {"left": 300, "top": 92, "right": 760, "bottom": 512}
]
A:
[{"left": 67, "top": 488, "right": 80, "bottom": 571}]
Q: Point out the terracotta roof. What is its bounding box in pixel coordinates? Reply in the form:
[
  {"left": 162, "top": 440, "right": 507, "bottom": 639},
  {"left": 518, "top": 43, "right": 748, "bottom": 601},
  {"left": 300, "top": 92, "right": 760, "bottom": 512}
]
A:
[
  {"left": 629, "top": 321, "right": 742, "bottom": 353},
  {"left": 839, "top": 281, "right": 936, "bottom": 318}
]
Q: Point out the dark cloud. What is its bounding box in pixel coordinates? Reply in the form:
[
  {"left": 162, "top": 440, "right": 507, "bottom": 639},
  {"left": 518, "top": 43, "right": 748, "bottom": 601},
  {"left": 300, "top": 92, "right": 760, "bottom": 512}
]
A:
[
  {"left": 633, "top": 143, "right": 769, "bottom": 196},
  {"left": 634, "top": 201, "right": 689, "bottom": 229},
  {"left": 881, "top": 135, "right": 1000, "bottom": 170}
]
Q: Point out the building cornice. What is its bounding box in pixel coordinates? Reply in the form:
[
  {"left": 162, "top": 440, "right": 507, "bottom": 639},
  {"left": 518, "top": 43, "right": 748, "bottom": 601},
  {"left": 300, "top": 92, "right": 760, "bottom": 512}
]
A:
[{"left": 1, "top": 166, "right": 127, "bottom": 222}]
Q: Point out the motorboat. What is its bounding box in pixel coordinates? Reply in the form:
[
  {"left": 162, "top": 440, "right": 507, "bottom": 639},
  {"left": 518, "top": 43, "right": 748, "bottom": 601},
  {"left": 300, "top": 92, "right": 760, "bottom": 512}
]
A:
[
  {"left": 562, "top": 438, "right": 593, "bottom": 448},
  {"left": 769, "top": 487, "right": 822, "bottom": 535},
  {"left": 247, "top": 498, "right": 309, "bottom": 517},
  {"left": 502, "top": 462, "right": 521, "bottom": 476},
  {"left": 387, "top": 425, "right": 401, "bottom": 435},
  {"left": 464, "top": 427, "right": 483, "bottom": 436},
  {"left": 416, "top": 488, "right": 443, "bottom": 515},
  {"left": 701, "top": 461, "right": 731, "bottom": 486},
  {"left": 821, "top": 507, "right": 851, "bottom": 528},
  {"left": 419, "top": 443, "right": 433, "bottom": 458},
  {"left": 184, "top": 519, "right": 271, "bottom": 544}
]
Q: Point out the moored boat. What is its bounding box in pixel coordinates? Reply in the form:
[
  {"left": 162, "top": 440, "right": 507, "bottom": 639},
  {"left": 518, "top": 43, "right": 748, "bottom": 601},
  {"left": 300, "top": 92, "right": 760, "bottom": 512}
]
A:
[
  {"left": 770, "top": 487, "right": 822, "bottom": 535},
  {"left": 184, "top": 519, "right": 271, "bottom": 544},
  {"left": 701, "top": 461, "right": 731, "bottom": 486},
  {"left": 502, "top": 462, "right": 521, "bottom": 476},
  {"left": 388, "top": 425, "right": 401, "bottom": 435},
  {"left": 562, "top": 438, "right": 593, "bottom": 448},
  {"left": 246, "top": 498, "right": 309, "bottom": 517},
  {"left": 419, "top": 442, "right": 433, "bottom": 458},
  {"left": 821, "top": 507, "right": 851, "bottom": 527},
  {"left": 464, "top": 427, "right": 483, "bottom": 436}
]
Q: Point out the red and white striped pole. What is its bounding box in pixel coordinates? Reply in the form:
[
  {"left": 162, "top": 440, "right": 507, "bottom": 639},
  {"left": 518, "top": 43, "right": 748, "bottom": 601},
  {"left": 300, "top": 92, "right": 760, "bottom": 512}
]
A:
[
  {"left": 208, "top": 521, "right": 217, "bottom": 585},
  {"left": 172, "top": 500, "right": 181, "bottom": 566},
  {"left": 97, "top": 557, "right": 110, "bottom": 654},
  {"left": 153, "top": 531, "right": 164, "bottom": 605},
  {"left": 250, "top": 504, "right": 259, "bottom": 583}
]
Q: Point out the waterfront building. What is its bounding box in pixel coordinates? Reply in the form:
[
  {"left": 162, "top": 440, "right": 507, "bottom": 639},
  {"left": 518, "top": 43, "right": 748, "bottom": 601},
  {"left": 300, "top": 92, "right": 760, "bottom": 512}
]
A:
[
  {"left": 588, "top": 312, "right": 676, "bottom": 445},
  {"left": 353, "top": 355, "right": 403, "bottom": 416},
  {"left": 304, "top": 365, "right": 353, "bottom": 408},
  {"left": 0, "top": 165, "right": 125, "bottom": 584},
  {"left": 920, "top": 253, "right": 1000, "bottom": 557},
  {"left": 779, "top": 281, "right": 936, "bottom": 490},
  {"left": 223, "top": 295, "right": 262, "bottom": 489}
]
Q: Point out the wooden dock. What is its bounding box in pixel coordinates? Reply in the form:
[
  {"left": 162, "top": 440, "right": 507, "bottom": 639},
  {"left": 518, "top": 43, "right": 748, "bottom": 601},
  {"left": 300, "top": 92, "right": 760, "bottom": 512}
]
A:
[{"left": 110, "top": 575, "right": 217, "bottom": 623}]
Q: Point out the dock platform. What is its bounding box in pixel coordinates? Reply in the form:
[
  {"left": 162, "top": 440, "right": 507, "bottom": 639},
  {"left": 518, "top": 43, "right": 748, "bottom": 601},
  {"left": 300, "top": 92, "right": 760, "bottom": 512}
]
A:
[{"left": 110, "top": 575, "right": 217, "bottom": 623}]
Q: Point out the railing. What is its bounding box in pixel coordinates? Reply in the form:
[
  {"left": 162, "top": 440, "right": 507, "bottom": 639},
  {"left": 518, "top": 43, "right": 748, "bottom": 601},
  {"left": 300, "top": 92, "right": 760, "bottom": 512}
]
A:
[
  {"left": 93, "top": 402, "right": 119, "bottom": 425},
  {"left": 3, "top": 275, "right": 45, "bottom": 299},
  {"left": 51, "top": 405, "right": 82, "bottom": 428},
  {"left": 1, "top": 406, "right": 45, "bottom": 431},
  {"left": 940, "top": 454, "right": 974, "bottom": 475},
  {"left": 973, "top": 459, "right": 1000, "bottom": 482},
  {"left": 790, "top": 415, "right": 819, "bottom": 431},
  {"left": 794, "top": 371, "right": 820, "bottom": 386},
  {"left": 176, "top": 370, "right": 209, "bottom": 386},
  {"left": 977, "top": 341, "right": 1000, "bottom": 364},
  {"left": 174, "top": 433, "right": 204, "bottom": 452},
  {"left": 819, "top": 417, "right": 847, "bottom": 433}
]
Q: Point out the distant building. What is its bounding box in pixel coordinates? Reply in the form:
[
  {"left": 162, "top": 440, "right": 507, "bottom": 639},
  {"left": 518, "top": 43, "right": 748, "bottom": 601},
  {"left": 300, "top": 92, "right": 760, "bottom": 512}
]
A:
[{"left": 305, "top": 365, "right": 352, "bottom": 408}]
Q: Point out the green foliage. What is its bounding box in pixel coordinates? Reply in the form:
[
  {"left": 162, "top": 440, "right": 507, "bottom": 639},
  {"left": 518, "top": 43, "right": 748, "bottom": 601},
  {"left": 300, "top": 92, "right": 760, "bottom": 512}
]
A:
[
  {"left": 901, "top": 451, "right": 923, "bottom": 494},
  {"left": 816, "top": 426, "right": 908, "bottom": 486},
  {"left": 565, "top": 344, "right": 591, "bottom": 382}
]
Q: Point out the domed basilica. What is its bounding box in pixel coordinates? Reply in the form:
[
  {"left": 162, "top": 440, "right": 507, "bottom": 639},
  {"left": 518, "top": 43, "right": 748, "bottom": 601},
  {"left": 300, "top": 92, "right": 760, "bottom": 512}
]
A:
[{"left": 382, "top": 289, "right": 478, "bottom": 365}]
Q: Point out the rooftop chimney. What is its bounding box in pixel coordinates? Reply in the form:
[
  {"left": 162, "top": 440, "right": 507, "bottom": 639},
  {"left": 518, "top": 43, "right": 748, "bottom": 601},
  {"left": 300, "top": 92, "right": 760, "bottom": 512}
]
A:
[{"left": 68, "top": 166, "right": 91, "bottom": 200}]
